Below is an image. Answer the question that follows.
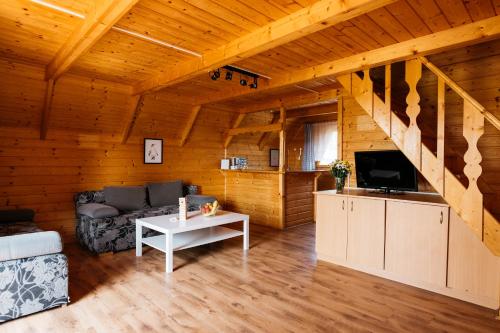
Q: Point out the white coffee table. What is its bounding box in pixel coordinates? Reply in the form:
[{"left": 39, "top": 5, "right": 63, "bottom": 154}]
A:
[{"left": 135, "top": 210, "right": 249, "bottom": 273}]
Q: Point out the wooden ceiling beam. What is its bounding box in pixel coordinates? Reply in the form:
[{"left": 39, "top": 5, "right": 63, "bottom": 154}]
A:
[
  {"left": 224, "top": 114, "right": 246, "bottom": 148},
  {"left": 40, "top": 79, "right": 56, "bottom": 140},
  {"left": 179, "top": 105, "right": 202, "bottom": 147},
  {"left": 121, "top": 95, "right": 145, "bottom": 144},
  {"left": 227, "top": 123, "right": 282, "bottom": 137},
  {"left": 286, "top": 104, "right": 338, "bottom": 119},
  {"left": 46, "top": 0, "right": 139, "bottom": 80},
  {"left": 239, "top": 90, "right": 339, "bottom": 114},
  {"left": 133, "top": 0, "right": 396, "bottom": 95},
  {"left": 196, "top": 15, "right": 500, "bottom": 105}
]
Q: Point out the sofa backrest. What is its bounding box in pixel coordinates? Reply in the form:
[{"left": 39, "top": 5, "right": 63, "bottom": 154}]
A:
[{"left": 74, "top": 184, "right": 199, "bottom": 209}]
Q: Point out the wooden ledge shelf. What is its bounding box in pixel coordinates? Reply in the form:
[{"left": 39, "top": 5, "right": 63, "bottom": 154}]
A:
[
  {"left": 220, "top": 169, "right": 281, "bottom": 174},
  {"left": 315, "top": 188, "right": 448, "bottom": 207}
]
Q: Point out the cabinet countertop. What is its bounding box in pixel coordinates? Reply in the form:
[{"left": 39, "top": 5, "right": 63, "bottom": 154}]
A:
[{"left": 314, "top": 188, "right": 448, "bottom": 207}]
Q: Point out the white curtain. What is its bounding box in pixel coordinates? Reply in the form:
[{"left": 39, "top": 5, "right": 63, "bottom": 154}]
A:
[
  {"left": 302, "top": 123, "right": 315, "bottom": 171},
  {"left": 312, "top": 121, "right": 337, "bottom": 165}
]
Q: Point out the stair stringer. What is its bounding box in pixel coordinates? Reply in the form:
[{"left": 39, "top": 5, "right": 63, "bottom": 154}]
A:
[{"left": 338, "top": 73, "right": 500, "bottom": 256}]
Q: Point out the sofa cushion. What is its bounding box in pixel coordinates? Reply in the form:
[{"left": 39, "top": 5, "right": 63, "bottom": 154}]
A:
[
  {"left": 0, "top": 231, "right": 63, "bottom": 261},
  {"left": 186, "top": 194, "right": 216, "bottom": 208},
  {"left": 104, "top": 186, "right": 147, "bottom": 211},
  {"left": 0, "top": 209, "right": 35, "bottom": 224},
  {"left": 147, "top": 180, "right": 183, "bottom": 207},
  {"left": 77, "top": 203, "right": 119, "bottom": 218}
]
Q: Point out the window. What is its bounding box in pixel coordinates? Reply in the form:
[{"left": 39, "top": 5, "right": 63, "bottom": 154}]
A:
[
  {"left": 303, "top": 121, "right": 338, "bottom": 170},
  {"left": 312, "top": 121, "right": 338, "bottom": 165}
]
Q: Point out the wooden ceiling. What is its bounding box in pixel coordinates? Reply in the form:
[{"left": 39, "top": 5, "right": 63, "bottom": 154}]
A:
[{"left": 0, "top": 0, "right": 498, "bottom": 107}]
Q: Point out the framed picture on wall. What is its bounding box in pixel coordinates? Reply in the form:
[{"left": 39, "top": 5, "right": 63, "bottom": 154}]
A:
[
  {"left": 269, "top": 149, "right": 280, "bottom": 167},
  {"left": 144, "top": 138, "right": 163, "bottom": 164}
]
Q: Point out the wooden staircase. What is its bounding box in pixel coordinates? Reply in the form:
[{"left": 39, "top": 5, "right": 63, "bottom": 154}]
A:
[{"left": 338, "top": 57, "right": 500, "bottom": 256}]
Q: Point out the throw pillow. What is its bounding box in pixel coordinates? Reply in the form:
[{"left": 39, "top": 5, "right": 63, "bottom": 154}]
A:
[
  {"left": 104, "top": 186, "right": 147, "bottom": 211},
  {"left": 147, "top": 180, "right": 183, "bottom": 207},
  {"left": 77, "top": 203, "right": 120, "bottom": 218}
]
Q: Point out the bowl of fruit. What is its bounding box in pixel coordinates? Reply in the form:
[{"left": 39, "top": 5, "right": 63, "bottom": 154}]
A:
[{"left": 201, "top": 200, "right": 219, "bottom": 217}]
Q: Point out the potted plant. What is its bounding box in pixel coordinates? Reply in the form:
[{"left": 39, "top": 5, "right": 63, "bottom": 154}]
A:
[{"left": 330, "top": 159, "right": 352, "bottom": 192}]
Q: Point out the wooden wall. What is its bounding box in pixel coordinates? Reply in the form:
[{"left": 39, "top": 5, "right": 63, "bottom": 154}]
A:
[
  {"left": 223, "top": 170, "right": 281, "bottom": 229},
  {"left": 422, "top": 40, "right": 500, "bottom": 217},
  {"left": 0, "top": 59, "right": 229, "bottom": 242}
]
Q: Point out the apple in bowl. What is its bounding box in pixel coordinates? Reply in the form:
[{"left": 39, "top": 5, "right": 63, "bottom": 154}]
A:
[{"left": 201, "top": 200, "right": 219, "bottom": 217}]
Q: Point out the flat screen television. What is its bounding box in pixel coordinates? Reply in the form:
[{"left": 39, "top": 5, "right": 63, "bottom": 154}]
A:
[{"left": 354, "top": 150, "right": 418, "bottom": 193}]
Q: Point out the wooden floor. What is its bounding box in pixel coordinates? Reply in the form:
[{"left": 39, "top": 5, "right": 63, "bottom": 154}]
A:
[{"left": 3, "top": 223, "right": 500, "bottom": 332}]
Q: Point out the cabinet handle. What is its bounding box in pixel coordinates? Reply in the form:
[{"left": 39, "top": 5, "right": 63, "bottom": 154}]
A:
[
  {"left": 440, "top": 211, "right": 443, "bottom": 224},
  {"left": 342, "top": 200, "right": 344, "bottom": 210},
  {"left": 351, "top": 201, "right": 353, "bottom": 212}
]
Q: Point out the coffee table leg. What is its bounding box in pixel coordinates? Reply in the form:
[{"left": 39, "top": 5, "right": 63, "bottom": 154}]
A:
[
  {"left": 136, "top": 222, "right": 142, "bottom": 257},
  {"left": 243, "top": 218, "right": 249, "bottom": 251},
  {"left": 165, "top": 231, "right": 173, "bottom": 273}
]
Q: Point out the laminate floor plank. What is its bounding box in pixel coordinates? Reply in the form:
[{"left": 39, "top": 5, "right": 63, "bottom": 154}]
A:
[{"left": 3, "top": 224, "right": 499, "bottom": 332}]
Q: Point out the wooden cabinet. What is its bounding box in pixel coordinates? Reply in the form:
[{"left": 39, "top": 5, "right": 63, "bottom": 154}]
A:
[
  {"left": 346, "top": 197, "right": 385, "bottom": 270},
  {"left": 315, "top": 195, "right": 347, "bottom": 262},
  {"left": 385, "top": 201, "right": 449, "bottom": 288},
  {"left": 315, "top": 190, "right": 499, "bottom": 309}
]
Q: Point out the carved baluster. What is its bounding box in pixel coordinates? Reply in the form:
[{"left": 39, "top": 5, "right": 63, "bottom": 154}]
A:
[
  {"left": 404, "top": 59, "right": 422, "bottom": 169},
  {"left": 436, "top": 77, "right": 445, "bottom": 193},
  {"left": 386, "top": 64, "right": 392, "bottom": 137},
  {"left": 460, "top": 101, "right": 484, "bottom": 238},
  {"left": 352, "top": 69, "right": 373, "bottom": 116}
]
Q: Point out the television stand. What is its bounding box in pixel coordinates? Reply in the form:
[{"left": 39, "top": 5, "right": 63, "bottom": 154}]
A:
[{"left": 368, "top": 188, "right": 407, "bottom": 195}]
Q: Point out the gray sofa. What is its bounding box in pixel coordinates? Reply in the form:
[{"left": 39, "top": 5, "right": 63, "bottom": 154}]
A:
[
  {"left": 0, "top": 209, "right": 69, "bottom": 323},
  {"left": 75, "top": 181, "right": 215, "bottom": 254}
]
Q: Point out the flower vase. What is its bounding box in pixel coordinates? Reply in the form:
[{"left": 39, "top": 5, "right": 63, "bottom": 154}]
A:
[{"left": 335, "top": 177, "right": 346, "bottom": 193}]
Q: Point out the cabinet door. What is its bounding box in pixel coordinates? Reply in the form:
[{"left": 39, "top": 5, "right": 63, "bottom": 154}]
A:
[
  {"left": 315, "top": 195, "right": 348, "bottom": 262},
  {"left": 347, "top": 197, "right": 385, "bottom": 270},
  {"left": 385, "top": 201, "right": 448, "bottom": 287}
]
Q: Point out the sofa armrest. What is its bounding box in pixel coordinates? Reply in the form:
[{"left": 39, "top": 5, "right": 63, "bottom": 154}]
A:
[
  {"left": 0, "top": 231, "right": 63, "bottom": 261},
  {"left": 0, "top": 209, "right": 35, "bottom": 223}
]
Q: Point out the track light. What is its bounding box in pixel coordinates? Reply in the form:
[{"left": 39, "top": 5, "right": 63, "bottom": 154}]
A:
[
  {"left": 249, "top": 77, "right": 258, "bottom": 89},
  {"left": 210, "top": 69, "right": 220, "bottom": 81},
  {"left": 240, "top": 78, "right": 247, "bottom": 86},
  {"left": 225, "top": 70, "right": 233, "bottom": 80}
]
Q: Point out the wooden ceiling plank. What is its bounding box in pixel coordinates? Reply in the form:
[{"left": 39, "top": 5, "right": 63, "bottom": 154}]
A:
[
  {"left": 462, "top": 0, "right": 496, "bottom": 21},
  {"left": 40, "top": 79, "right": 56, "bottom": 140},
  {"left": 435, "top": 0, "right": 473, "bottom": 27},
  {"left": 46, "top": 0, "right": 140, "bottom": 80},
  {"left": 121, "top": 94, "right": 145, "bottom": 144},
  {"left": 224, "top": 113, "right": 246, "bottom": 148},
  {"left": 179, "top": 105, "right": 202, "bottom": 146},
  {"left": 385, "top": 1, "right": 432, "bottom": 37},
  {"left": 367, "top": 7, "right": 414, "bottom": 42},
  {"left": 197, "top": 15, "right": 500, "bottom": 105},
  {"left": 407, "top": 0, "right": 451, "bottom": 32},
  {"left": 133, "top": 0, "right": 397, "bottom": 95}
]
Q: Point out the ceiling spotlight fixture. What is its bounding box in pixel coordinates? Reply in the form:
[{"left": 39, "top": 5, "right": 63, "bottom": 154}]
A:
[
  {"left": 240, "top": 77, "right": 247, "bottom": 86},
  {"left": 225, "top": 70, "right": 233, "bottom": 80},
  {"left": 249, "top": 77, "right": 258, "bottom": 89},
  {"left": 210, "top": 69, "right": 220, "bottom": 81}
]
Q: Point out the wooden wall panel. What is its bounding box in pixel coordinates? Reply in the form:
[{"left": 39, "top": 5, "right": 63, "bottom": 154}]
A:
[
  {"left": 223, "top": 171, "right": 281, "bottom": 229},
  {"left": 0, "top": 60, "right": 227, "bottom": 243}
]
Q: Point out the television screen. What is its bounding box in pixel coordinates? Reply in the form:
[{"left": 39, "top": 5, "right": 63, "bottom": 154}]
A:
[{"left": 354, "top": 150, "right": 418, "bottom": 192}]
